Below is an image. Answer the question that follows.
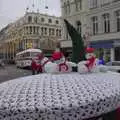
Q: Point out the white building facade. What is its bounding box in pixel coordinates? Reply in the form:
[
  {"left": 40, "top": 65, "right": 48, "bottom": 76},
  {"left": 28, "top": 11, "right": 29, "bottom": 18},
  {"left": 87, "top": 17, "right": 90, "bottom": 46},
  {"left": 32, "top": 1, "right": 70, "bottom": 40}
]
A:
[
  {"left": 0, "top": 12, "right": 62, "bottom": 62},
  {"left": 60, "top": 0, "right": 89, "bottom": 57},
  {"left": 87, "top": 0, "right": 120, "bottom": 62},
  {"left": 61, "top": 0, "right": 120, "bottom": 62}
]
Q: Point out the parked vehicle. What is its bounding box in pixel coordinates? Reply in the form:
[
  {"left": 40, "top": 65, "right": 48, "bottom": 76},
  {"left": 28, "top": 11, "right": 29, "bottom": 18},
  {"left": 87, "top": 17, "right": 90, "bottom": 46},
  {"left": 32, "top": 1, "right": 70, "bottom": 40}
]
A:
[
  {"left": 106, "top": 61, "right": 120, "bottom": 72},
  {"left": 15, "top": 49, "right": 42, "bottom": 68}
]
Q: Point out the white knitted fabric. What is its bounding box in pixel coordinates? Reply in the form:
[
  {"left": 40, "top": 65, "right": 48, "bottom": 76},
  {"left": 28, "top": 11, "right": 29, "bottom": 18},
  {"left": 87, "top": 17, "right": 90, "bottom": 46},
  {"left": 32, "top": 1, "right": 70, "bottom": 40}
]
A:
[{"left": 0, "top": 72, "right": 120, "bottom": 120}]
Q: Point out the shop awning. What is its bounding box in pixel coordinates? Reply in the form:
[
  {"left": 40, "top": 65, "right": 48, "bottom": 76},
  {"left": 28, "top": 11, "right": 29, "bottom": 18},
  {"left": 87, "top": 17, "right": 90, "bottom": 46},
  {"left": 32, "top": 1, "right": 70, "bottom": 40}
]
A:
[{"left": 90, "top": 40, "right": 113, "bottom": 48}]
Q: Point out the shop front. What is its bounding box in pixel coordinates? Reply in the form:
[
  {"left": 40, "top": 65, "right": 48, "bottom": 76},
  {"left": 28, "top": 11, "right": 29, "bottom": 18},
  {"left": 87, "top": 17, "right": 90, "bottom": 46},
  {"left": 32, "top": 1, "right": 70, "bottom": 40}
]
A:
[
  {"left": 113, "top": 40, "right": 120, "bottom": 61},
  {"left": 90, "top": 40, "right": 114, "bottom": 62}
]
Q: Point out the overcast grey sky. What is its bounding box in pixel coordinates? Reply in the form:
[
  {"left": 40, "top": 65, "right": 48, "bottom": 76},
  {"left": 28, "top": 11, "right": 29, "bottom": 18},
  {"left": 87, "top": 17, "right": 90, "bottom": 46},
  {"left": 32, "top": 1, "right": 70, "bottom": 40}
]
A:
[{"left": 0, "top": 0, "right": 61, "bottom": 30}]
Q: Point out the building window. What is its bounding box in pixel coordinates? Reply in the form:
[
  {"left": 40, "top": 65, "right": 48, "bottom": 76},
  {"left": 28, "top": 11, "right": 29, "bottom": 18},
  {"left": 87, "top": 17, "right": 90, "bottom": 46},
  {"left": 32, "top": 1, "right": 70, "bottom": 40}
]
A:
[
  {"left": 33, "top": 26, "right": 39, "bottom": 34},
  {"left": 76, "top": 21, "right": 82, "bottom": 34},
  {"left": 101, "top": 0, "right": 110, "bottom": 6},
  {"left": 33, "top": 26, "right": 36, "bottom": 34},
  {"left": 64, "top": 2, "right": 67, "bottom": 14},
  {"left": 75, "top": 0, "right": 82, "bottom": 11},
  {"left": 49, "top": 28, "right": 52, "bottom": 36},
  {"left": 116, "top": 10, "right": 120, "bottom": 32},
  {"left": 56, "top": 29, "right": 59, "bottom": 36},
  {"left": 52, "top": 28, "right": 55, "bottom": 35},
  {"left": 67, "top": 0, "right": 70, "bottom": 14},
  {"left": 48, "top": 19, "right": 52, "bottom": 23},
  {"left": 26, "top": 27, "right": 28, "bottom": 34},
  {"left": 56, "top": 20, "right": 59, "bottom": 24},
  {"left": 59, "top": 30, "right": 61, "bottom": 37},
  {"left": 91, "top": 16, "right": 98, "bottom": 35},
  {"left": 30, "top": 26, "right": 32, "bottom": 34},
  {"left": 41, "top": 18, "right": 45, "bottom": 22},
  {"left": 45, "top": 28, "right": 47, "bottom": 35},
  {"left": 103, "top": 13, "right": 110, "bottom": 33},
  {"left": 41, "top": 27, "right": 43, "bottom": 35},
  {"left": 75, "top": 0, "right": 78, "bottom": 11},
  {"left": 28, "top": 16, "right": 32, "bottom": 23},
  {"left": 90, "top": 0, "right": 97, "bottom": 8},
  {"left": 41, "top": 27, "right": 47, "bottom": 35},
  {"left": 93, "top": 0, "right": 97, "bottom": 8},
  {"left": 37, "top": 27, "right": 39, "bottom": 34},
  {"left": 79, "top": 0, "right": 82, "bottom": 10},
  {"left": 34, "top": 17, "right": 38, "bottom": 23}
]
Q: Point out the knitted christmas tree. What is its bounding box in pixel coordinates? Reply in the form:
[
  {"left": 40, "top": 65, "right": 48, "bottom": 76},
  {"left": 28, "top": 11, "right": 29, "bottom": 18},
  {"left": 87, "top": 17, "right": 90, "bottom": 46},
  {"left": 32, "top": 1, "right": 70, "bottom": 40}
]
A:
[{"left": 64, "top": 19, "right": 85, "bottom": 63}]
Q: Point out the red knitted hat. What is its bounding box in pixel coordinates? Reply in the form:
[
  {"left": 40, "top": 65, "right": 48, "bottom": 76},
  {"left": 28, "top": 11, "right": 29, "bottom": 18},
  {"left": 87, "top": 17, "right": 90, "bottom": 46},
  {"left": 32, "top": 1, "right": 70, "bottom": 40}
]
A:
[
  {"left": 86, "top": 47, "right": 95, "bottom": 53},
  {"left": 52, "top": 52, "right": 64, "bottom": 60}
]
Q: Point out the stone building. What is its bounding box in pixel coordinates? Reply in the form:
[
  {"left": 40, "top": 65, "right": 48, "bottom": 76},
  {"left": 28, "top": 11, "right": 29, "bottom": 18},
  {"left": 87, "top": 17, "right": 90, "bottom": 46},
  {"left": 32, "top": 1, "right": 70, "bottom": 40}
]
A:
[
  {"left": 60, "top": 0, "right": 89, "bottom": 58},
  {"left": 0, "top": 12, "right": 62, "bottom": 62},
  {"left": 87, "top": 0, "right": 120, "bottom": 62},
  {"left": 60, "top": 0, "right": 120, "bottom": 62}
]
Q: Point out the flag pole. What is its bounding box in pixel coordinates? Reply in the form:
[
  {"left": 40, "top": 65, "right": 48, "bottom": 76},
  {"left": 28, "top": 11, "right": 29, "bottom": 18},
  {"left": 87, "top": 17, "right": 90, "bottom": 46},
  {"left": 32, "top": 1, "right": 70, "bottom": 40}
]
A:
[
  {"left": 32, "top": 0, "right": 35, "bottom": 12},
  {"left": 44, "top": 0, "right": 48, "bottom": 14}
]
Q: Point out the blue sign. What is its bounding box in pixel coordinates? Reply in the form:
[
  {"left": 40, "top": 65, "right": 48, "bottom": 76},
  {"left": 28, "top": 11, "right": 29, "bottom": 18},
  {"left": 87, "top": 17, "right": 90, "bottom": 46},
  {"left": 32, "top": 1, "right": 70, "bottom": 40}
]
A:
[{"left": 90, "top": 41, "right": 113, "bottom": 48}]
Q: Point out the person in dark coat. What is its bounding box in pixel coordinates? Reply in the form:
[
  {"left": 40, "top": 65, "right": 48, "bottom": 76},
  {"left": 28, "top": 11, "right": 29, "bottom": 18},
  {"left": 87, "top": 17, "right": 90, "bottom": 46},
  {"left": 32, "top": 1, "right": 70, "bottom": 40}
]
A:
[
  {"left": 31, "top": 55, "right": 43, "bottom": 75},
  {"left": 36, "top": 53, "right": 44, "bottom": 73},
  {"left": 98, "top": 57, "right": 105, "bottom": 65},
  {"left": 31, "top": 57, "right": 37, "bottom": 75}
]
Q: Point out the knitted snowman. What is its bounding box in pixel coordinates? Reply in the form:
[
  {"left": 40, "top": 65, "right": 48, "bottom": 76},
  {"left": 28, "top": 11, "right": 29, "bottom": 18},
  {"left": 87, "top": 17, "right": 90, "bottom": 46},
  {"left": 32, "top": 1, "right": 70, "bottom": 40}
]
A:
[
  {"left": 78, "top": 47, "right": 99, "bottom": 74},
  {"left": 51, "top": 48, "right": 76, "bottom": 73},
  {"left": 37, "top": 52, "right": 58, "bottom": 73}
]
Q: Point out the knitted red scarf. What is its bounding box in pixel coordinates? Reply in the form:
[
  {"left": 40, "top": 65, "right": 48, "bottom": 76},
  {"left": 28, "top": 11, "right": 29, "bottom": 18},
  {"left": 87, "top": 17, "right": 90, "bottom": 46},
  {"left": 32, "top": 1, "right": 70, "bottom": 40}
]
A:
[
  {"left": 85, "top": 56, "right": 96, "bottom": 71},
  {"left": 59, "top": 62, "right": 68, "bottom": 72}
]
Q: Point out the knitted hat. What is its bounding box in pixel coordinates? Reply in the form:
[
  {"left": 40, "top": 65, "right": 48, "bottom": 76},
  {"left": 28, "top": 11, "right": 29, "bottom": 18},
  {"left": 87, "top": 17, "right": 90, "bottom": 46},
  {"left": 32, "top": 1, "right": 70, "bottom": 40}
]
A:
[
  {"left": 86, "top": 47, "right": 95, "bottom": 53},
  {"left": 52, "top": 52, "right": 64, "bottom": 61}
]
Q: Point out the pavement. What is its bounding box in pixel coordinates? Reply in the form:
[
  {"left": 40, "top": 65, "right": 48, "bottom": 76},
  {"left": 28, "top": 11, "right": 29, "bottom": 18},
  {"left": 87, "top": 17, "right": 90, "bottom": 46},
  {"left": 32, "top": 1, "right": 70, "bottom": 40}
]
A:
[{"left": 0, "top": 64, "right": 32, "bottom": 83}]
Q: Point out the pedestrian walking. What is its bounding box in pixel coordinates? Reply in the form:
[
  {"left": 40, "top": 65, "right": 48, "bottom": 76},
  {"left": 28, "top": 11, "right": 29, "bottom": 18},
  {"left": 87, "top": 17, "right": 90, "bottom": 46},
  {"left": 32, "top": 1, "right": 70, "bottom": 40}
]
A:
[
  {"left": 31, "top": 57, "right": 37, "bottom": 75},
  {"left": 31, "top": 53, "right": 44, "bottom": 75}
]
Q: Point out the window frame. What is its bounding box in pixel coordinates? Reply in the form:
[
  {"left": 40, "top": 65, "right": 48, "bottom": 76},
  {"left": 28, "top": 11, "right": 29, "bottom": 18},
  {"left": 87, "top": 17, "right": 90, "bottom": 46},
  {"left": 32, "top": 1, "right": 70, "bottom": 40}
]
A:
[
  {"left": 116, "top": 10, "right": 120, "bottom": 32},
  {"left": 28, "top": 16, "right": 32, "bottom": 23},
  {"left": 103, "top": 13, "right": 110, "bottom": 33},
  {"left": 91, "top": 16, "right": 98, "bottom": 35}
]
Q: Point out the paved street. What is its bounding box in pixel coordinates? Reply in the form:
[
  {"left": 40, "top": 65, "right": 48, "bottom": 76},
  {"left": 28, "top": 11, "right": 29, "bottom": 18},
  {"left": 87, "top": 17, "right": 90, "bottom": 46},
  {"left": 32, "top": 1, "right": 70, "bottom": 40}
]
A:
[{"left": 0, "top": 65, "right": 32, "bottom": 83}]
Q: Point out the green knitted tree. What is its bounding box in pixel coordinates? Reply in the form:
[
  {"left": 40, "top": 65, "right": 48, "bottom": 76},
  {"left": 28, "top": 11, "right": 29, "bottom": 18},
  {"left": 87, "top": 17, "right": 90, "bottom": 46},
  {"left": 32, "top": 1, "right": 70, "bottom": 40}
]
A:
[{"left": 64, "top": 19, "right": 85, "bottom": 63}]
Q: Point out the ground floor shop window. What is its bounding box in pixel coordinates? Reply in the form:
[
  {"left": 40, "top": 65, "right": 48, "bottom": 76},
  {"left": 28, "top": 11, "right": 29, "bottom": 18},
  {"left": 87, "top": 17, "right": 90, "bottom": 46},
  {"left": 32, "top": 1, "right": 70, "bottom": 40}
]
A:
[
  {"left": 115, "top": 47, "right": 120, "bottom": 61},
  {"left": 105, "top": 49, "right": 111, "bottom": 62},
  {"left": 95, "top": 48, "right": 104, "bottom": 59},
  {"left": 95, "top": 48, "right": 110, "bottom": 63}
]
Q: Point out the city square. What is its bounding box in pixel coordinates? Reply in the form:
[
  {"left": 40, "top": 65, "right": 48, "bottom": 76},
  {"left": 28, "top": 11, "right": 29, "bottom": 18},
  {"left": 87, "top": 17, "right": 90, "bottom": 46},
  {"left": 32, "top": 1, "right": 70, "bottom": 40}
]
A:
[
  {"left": 0, "top": 65, "right": 31, "bottom": 83},
  {"left": 0, "top": 0, "right": 120, "bottom": 120}
]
